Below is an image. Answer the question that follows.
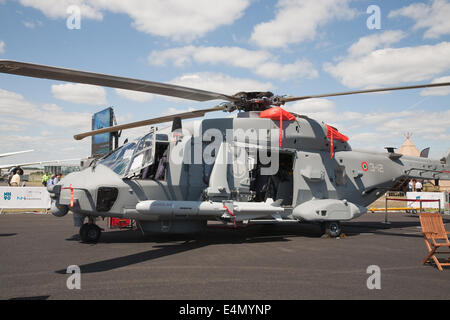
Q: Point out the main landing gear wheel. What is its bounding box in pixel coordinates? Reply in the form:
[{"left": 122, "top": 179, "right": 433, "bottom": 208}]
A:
[
  {"left": 79, "top": 223, "right": 102, "bottom": 243},
  {"left": 321, "top": 221, "right": 342, "bottom": 238}
]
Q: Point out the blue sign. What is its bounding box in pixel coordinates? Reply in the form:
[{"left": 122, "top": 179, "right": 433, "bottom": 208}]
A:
[{"left": 92, "top": 107, "right": 113, "bottom": 157}]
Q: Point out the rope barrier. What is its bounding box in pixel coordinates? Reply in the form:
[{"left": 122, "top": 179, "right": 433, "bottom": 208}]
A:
[{"left": 386, "top": 198, "right": 441, "bottom": 203}]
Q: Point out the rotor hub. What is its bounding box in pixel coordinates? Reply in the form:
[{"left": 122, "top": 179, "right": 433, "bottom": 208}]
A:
[{"left": 231, "top": 91, "right": 282, "bottom": 112}]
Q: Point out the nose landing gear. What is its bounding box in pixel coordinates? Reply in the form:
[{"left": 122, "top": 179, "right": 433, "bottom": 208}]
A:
[
  {"left": 320, "top": 221, "right": 342, "bottom": 238},
  {"left": 79, "top": 218, "right": 102, "bottom": 243}
]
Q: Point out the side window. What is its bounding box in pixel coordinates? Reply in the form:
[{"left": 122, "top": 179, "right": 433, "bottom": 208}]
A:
[{"left": 152, "top": 142, "right": 170, "bottom": 180}]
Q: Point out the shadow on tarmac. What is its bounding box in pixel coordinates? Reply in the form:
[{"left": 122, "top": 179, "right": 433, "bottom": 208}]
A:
[
  {"left": 53, "top": 217, "right": 426, "bottom": 275},
  {"left": 9, "top": 295, "right": 50, "bottom": 300}
]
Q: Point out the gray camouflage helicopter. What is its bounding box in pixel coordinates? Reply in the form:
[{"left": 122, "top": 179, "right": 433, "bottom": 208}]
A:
[{"left": 1, "top": 60, "right": 450, "bottom": 242}]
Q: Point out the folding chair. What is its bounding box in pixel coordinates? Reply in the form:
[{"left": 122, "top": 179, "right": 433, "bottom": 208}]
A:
[{"left": 419, "top": 213, "right": 450, "bottom": 271}]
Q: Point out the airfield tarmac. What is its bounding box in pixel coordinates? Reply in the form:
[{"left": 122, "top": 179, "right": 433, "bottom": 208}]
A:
[{"left": 0, "top": 212, "right": 449, "bottom": 300}]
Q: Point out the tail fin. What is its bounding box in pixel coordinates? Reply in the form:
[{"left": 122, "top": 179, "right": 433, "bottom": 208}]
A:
[
  {"left": 441, "top": 150, "right": 450, "bottom": 165},
  {"left": 420, "top": 147, "right": 430, "bottom": 158}
]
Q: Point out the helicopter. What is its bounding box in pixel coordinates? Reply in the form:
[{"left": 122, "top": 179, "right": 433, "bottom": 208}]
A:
[{"left": 0, "top": 60, "right": 449, "bottom": 242}]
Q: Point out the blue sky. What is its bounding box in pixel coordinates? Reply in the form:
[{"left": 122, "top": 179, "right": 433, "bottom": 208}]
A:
[{"left": 0, "top": 0, "right": 449, "bottom": 165}]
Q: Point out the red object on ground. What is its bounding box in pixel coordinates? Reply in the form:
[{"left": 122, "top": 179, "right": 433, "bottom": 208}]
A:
[
  {"left": 260, "top": 107, "right": 296, "bottom": 147},
  {"left": 109, "top": 218, "right": 131, "bottom": 228},
  {"left": 326, "top": 125, "right": 349, "bottom": 159}
]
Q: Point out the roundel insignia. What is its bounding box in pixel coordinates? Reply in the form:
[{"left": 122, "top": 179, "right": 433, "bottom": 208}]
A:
[{"left": 361, "top": 162, "right": 369, "bottom": 172}]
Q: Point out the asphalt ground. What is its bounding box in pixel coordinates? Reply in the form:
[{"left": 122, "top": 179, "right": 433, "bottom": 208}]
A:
[{"left": 0, "top": 212, "right": 449, "bottom": 300}]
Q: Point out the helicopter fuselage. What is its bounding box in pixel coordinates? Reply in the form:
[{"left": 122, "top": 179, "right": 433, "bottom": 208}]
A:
[{"left": 48, "top": 112, "right": 450, "bottom": 236}]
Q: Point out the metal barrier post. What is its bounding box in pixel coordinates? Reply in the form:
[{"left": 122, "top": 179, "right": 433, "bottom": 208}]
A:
[
  {"left": 383, "top": 196, "right": 390, "bottom": 224},
  {"left": 420, "top": 199, "right": 423, "bottom": 213}
]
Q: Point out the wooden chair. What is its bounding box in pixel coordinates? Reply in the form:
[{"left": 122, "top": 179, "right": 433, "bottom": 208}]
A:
[{"left": 419, "top": 213, "right": 450, "bottom": 271}]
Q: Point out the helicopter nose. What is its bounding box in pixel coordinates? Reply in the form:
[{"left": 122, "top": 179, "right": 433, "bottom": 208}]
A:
[
  {"left": 50, "top": 200, "right": 69, "bottom": 217},
  {"left": 47, "top": 184, "right": 70, "bottom": 217}
]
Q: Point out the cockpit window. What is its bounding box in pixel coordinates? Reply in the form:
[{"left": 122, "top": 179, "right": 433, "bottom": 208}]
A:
[
  {"left": 125, "top": 133, "right": 154, "bottom": 177},
  {"left": 98, "top": 141, "right": 137, "bottom": 175},
  {"left": 97, "top": 132, "right": 168, "bottom": 178}
]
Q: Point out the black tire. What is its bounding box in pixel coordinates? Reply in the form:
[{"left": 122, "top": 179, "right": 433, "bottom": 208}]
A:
[
  {"left": 322, "top": 221, "right": 342, "bottom": 238},
  {"left": 79, "top": 223, "right": 89, "bottom": 239},
  {"left": 80, "top": 224, "right": 101, "bottom": 243}
]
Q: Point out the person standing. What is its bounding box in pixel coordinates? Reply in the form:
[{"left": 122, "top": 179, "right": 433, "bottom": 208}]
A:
[
  {"left": 408, "top": 180, "right": 413, "bottom": 192},
  {"left": 7, "top": 169, "right": 15, "bottom": 186},
  {"left": 53, "top": 174, "right": 61, "bottom": 184},
  {"left": 46, "top": 174, "right": 56, "bottom": 187},
  {"left": 415, "top": 180, "right": 423, "bottom": 192},
  {"left": 10, "top": 171, "right": 21, "bottom": 187},
  {"left": 42, "top": 172, "right": 50, "bottom": 186}
]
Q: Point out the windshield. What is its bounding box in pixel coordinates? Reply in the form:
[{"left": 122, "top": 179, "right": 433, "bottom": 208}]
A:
[
  {"left": 126, "top": 133, "right": 154, "bottom": 177},
  {"left": 98, "top": 141, "right": 137, "bottom": 175},
  {"left": 97, "top": 132, "right": 165, "bottom": 177}
]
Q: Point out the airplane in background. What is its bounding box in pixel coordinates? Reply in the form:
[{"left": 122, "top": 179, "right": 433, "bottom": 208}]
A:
[
  {"left": 0, "top": 159, "right": 80, "bottom": 172},
  {"left": 0, "top": 150, "right": 80, "bottom": 171},
  {"left": 0, "top": 149, "right": 34, "bottom": 159},
  {"left": 0, "top": 152, "right": 80, "bottom": 181}
]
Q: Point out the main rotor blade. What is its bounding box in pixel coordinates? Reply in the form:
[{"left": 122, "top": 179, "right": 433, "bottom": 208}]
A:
[
  {"left": 74, "top": 105, "right": 225, "bottom": 140},
  {"left": 281, "top": 82, "right": 450, "bottom": 103},
  {"left": 0, "top": 60, "right": 235, "bottom": 102}
]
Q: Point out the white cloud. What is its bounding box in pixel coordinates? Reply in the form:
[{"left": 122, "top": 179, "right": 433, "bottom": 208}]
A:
[
  {"left": 284, "top": 98, "right": 337, "bottom": 124},
  {"left": 420, "top": 76, "right": 450, "bottom": 96},
  {"left": 0, "top": 88, "right": 92, "bottom": 161},
  {"left": 0, "top": 89, "right": 92, "bottom": 130},
  {"left": 18, "top": 0, "right": 103, "bottom": 20},
  {"left": 0, "top": 133, "right": 90, "bottom": 164},
  {"left": 18, "top": 0, "right": 250, "bottom": 41},
  {"left": 254, "top": 59, "right": 318, "bottom": 80},
  {"left": 347, "top": 30, "right": 406, "bottom": 57},
  {"left": 324, "top": 39, "right": 450, "bottom": 88},
  {"left": 165, "top": 106, "right": 197, "bottom": 116},
  {"left": 23, "top": 20, "right": 42, "bottom": 28},
  {"left": 170, "top": 72, "right": 273, "bottom": 96},
  {"left": 377, "top": 110, "right": 450, "bottom": 139},
  {"left": 149, "top": 46, "right": 318, "bottom": 80},
  {"left": 115, "top": 89, "right": 153, "bottom": 103},
  {"left": 51, "top": 83, "right": 107, "bottom": 105},
  {"left": 283, "top": 98, "right": 450, "bottom": 156},
  {"left": 23, "top": 21, "right": 35, "bottom": 28},
  {"left": 0, "top": 41, "right": 4, "bottom": 54},
  {"left": 0, "top": 117, "right": 31, "bottom": 132},
  {"left": 250, "top": 0, "right": 356, "bottom": 48},
  {"left": 389, "top": 0, "right": 450, "bottom": 39}
]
